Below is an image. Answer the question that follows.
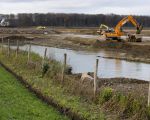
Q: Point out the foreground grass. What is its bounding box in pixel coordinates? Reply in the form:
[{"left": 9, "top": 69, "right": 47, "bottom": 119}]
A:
[
  {"left": 0, "top": 49, "right": 105, "bottom": 120},
  {"left": 0, "top": 66, "right": 69, "bottom": 120},
  {"left": 0, "top": 48, "right": 149, "bottom": 120}
]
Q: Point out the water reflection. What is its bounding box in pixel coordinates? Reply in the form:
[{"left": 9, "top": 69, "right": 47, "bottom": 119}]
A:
[{"left": 10, "top": 45, "right": 150, "bottom": 81}]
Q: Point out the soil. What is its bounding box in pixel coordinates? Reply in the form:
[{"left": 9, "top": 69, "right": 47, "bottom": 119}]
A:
[
  {"left": 74, "top": 73, "right": 148, "bottom": 102},
  {"left": 97, "top": 78, "right": 148, "bottom": 101},
  {"left": 0, "top": 27, "right": 150, "bottom": 63}
]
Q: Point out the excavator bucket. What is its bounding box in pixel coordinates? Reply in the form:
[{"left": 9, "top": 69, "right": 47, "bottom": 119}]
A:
[{"left": 136, "top": 24, "right": 143, "bottom": 34}]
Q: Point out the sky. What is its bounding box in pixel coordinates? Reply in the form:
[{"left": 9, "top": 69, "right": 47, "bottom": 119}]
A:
[{"left": 0, "top": 0, "right": 150, "bottom": 15}]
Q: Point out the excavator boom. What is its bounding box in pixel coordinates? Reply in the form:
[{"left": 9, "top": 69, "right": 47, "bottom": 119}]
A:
[{"left": 114, "top": 15, "right": 142, "bottom": 35}]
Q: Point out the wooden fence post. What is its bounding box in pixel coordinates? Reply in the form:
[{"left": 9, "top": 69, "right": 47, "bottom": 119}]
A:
[
  {"left": 16, "top": 40, "right": 19, "bottom": 57},
  {"left": 1, "top": 37, "right": 3, "bottom": 52},
  {"left": 27, "top": 43, "right": 31, "bottom": 63},
  {"left": 8, "top": 39, "right": 10, "bottom": 56},
  {"left": 44, "top": 48, "right": 47, "bottom": 60},
  {"left": 148, "top": 81, "right": 150, "bottom": 107},
  {"left": 42, "top": 48, "right": 47, "bottom": 66},
  {"left": 24, "top": 40, "right": 26, "bottom": 45},
  {"left": 94, "top": 59, "right": 99, "bottom": 97},
  {"left": 61, "top": 53, "right": 67, "bottom": 84}
]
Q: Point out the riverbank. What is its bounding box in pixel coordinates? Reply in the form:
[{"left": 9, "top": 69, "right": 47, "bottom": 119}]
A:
[
  {"left": 0, "top": 27, "right": 150, "bottom": 63},
  {"left": 0, "top": 66, "right": 69, "bottom": 120},
  {"left": 6, "top": 44, "right": 150, "bottom": 80},
  {"left": 0, "top": 48, "right": 150, "bottom": 120},
  {"left": 31, "top": 40, "right": 150, "bottom": 64}
]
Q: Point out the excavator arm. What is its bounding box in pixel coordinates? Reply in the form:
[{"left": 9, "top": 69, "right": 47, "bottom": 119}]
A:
[
  {"left": 99, "top": 24, "right": 109, "bottom": 30},
  {"left": 97, "top": 24, "right": 110, "bottom": 35},
  {"left": 114, "top": 15, "right": 143, "bottom": 36},
  {"left": 97, "top": 24, "right": 114, "bottom": 35}
]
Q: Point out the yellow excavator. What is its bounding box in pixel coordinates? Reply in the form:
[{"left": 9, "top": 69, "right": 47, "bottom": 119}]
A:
[{"left": 97, "top": 15, "right": 143, "bottom": 42}]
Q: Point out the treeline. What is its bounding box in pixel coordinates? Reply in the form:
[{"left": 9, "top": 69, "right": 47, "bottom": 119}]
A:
[{"left": 4, "top": 13, "right": 150, "bottom": 27}]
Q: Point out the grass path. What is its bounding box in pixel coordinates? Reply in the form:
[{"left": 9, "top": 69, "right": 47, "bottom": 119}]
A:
[{"left": 0, "top": 66, "right": 69, "bottom": 120}]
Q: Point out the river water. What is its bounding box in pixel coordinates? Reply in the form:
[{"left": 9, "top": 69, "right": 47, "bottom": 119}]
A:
[{"left": 10, "top": 44, "right": 150, "bottom": 81}]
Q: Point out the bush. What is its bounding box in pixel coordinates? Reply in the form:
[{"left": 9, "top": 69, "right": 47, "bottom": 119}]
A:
[
  {"left": 47, "top": 61, "right": 62, "bottom": 77},
  {"left": 42, "top": 63, "right": 49, "bottom": 77},
  {"left": 99, "top": 87, "right": 113, "bottom": 104},
  {"left": 146, "top": 107, "right": 150, "bottom": 119},
  {"left": 122, "top": 95, "right": 141, "bottom": 116},
  {"left": 115, "top": 93, "right": 128, "bottom": 107}
]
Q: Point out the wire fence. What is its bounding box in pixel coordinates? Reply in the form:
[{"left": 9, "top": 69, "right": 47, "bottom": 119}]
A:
[
  {"left": 1, "top": 38, "right": 150, "bottom": 106},
  {"left": 0, "top": 38, "right": 100, "bottom": 99}
]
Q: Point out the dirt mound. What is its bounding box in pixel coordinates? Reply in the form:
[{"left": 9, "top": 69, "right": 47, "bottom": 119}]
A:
[
  {"left": 3, "top": 35, "right": 33, "bottom": 41},
  {"left": 93, "top": 40, "right": 132, "bottom": 49},
  {"left": 64, "top": 37, "right": 96, "bottom": 46}
]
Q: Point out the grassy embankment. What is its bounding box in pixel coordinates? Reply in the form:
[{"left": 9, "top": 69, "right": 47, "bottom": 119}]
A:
[
  {"left": 0, "top": 47, "right": 150, "bottom": 120},
  {"left": 0, "top": 65, "right": 69, "bottom": 120}
]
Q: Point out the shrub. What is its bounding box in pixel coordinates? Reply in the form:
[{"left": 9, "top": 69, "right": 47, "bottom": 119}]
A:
[
  {"left": 99, "top": 87, "right": 113, "bottom": 104},
  {"left": 117, "top": 94, "right": 141, "bottom": 117},
  {"left": 146, "top": 107, "right": 150, "bottom": 119},
  {"left": 42, "top": 63, "right": 49, "bottom": 77},
  {"left": 116, "top": 93, "right": 128, "bottom": 108}
]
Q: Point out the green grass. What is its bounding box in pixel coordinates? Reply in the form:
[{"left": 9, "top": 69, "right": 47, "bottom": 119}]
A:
[
  {"left": 0, "top": 66, "right": 69, "bottom": 120},
  {"left": 1, "top": 48, "right": 149, "bottom": 119},
  {"left": 0, "top": 49, "right": 106, "bottom": 120}
]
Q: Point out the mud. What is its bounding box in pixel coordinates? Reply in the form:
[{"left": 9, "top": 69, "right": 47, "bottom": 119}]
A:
[
  {"left": 93, "top": 41, "right": 150, "bottom": 63},
  {"left": 97, "top": 78, "right": 148, "bottom": 100},
  {"left": 2, "top": 35, "right": 33, "bottom": 40},
  {"left": 74, "top": 73, "right": 149, "bottom": 102}
]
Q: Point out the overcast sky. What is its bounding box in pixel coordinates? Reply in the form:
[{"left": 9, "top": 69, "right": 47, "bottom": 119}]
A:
[{"left": 0, "top": 0, "right": 149, "bottom": 15}]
